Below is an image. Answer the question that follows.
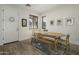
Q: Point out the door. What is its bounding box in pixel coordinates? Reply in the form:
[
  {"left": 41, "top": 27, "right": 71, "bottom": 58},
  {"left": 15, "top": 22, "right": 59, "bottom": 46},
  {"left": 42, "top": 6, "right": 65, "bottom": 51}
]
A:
[
  {"left": 4, "top": 7, "right": 19, "bottom": 43},
  {"left": 0, "top": 9, "right": 3, "bottom": 45}
]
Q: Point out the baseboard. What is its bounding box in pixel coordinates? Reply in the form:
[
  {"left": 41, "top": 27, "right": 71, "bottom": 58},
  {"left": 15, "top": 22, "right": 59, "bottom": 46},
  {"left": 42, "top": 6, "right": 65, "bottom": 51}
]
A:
[
  {"left": 3, "top": 40, "right": 19, "bottom": 45},
  {"left": 19, "top": 38, "right": 32, "bottom": 41},
  {"left": 0, "top": 38, "right": 32, "bottom": 46},
  {"left": 0, "top": 43, "right": 4, "bottom": 46}
]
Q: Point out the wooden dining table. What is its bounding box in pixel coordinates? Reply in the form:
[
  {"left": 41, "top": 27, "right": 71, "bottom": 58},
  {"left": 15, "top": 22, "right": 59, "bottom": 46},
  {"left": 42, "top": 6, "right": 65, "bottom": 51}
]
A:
[
  {"left": 33, "top": 31, "right": 68, "bottom": 50},
  {"left": 35, "top": 31, "right": 66, "bottom": 38},
  {"left": 32, "top": 31, "right": 70, "bottom": 53}
]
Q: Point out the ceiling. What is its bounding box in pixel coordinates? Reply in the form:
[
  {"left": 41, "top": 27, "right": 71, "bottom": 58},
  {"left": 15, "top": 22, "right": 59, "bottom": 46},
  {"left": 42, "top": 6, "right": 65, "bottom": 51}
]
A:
[
  {"left": 18, "top": 4, "right": 57, "bottom": 14},
  {"left": 28, "top": 4, "right": 57, "bottom": 14}
]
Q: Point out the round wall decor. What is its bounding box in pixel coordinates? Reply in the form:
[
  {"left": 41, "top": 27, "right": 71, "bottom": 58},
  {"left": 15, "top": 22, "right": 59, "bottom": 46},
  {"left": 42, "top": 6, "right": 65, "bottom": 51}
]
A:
[{"left": 9, "top": 17, "right": 15, "bottom": 22}]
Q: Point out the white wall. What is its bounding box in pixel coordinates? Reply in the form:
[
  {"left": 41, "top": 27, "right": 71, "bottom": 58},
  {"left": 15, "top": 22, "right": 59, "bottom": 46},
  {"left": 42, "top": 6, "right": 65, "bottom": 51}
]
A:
[
  {"left": 2, "top": 4, "right": 79, "bottom": 45},
  {"left": 40, "top": 5, "right": 79, "bottom": 45},
  {"left": 0, "top": 4, "right": 40, "bottom": 45},
  {"left": 0, "top": 5, "right": 3, "bottom": 45},
  {"left": 18, "top": 6, "right": 40, "bottom": 41}
]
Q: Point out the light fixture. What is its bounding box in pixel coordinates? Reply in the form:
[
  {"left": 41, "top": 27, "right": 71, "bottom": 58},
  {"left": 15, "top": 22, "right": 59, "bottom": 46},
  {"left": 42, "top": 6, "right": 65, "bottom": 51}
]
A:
[{"left": 25, "top": 4, "right": 31, "bottom": 7}]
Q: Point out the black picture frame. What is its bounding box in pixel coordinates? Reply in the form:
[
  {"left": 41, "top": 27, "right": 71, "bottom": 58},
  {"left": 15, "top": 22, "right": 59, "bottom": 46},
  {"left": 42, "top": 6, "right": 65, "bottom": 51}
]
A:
[
  {"left": 29, "top": 15, "right": 38, "bottom": 29},
  {"left": 22, "top": 18, "right": 27, "bottom": 27},
  {"left": 42, "top": 16, "right": 46, "bottom": 29},
  {"left": 65, "top": 17, "right": 74, "bottom": 26},
  {"left": 50, "top": 20, "right": 54, "bottom": 25},
  {"left": 57, "top": 19, "right": 62, "bottom": 26}
]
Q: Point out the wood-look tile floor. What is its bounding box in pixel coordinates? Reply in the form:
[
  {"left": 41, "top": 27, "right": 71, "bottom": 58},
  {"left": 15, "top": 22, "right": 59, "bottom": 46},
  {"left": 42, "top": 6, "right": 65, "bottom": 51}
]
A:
[
  {"left": 0, "top": 39, "right": 79, "bottom": 55},
  {"left": 0, "top": 40, "right": 46, "bottom": 55}
]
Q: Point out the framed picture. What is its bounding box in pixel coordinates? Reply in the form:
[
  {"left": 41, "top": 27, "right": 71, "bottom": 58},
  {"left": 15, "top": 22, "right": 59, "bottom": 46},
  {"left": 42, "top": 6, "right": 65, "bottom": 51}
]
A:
[
  {"left": 50, "top": 20, "right": 54, "bottom": 25},
  {"left": 22, "top": 18, "right": 27, "bottom": 27},
  {"left": 29, "top": 15, "right": 38, "bottom": 29},
  {"left": 29, "top": 18, "right": 33, "bottom": 29},
  {"left": 57, "top": 19, "right": 62, "bottom": 26},
  {"left": 65, "top": 17, "right": 74, "bottom": 25},
  {"left": 42, "top": 16, "right": 46, "bottom": 29}
]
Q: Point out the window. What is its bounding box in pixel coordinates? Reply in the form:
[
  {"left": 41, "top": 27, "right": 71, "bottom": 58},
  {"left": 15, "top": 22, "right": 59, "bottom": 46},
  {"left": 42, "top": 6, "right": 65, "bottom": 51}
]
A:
[{"left": 29, "top": 15, "right": 38, "bottom": 29}]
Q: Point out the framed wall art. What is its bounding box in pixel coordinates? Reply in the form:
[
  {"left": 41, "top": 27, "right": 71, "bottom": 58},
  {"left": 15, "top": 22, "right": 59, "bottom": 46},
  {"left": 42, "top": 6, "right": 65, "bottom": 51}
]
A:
[
  {"left": 65, "top": 17, "right": 74, "bottom": 25},
  {"left": 50, "top": 20, "right": 54, "bottom": 25},
  {"left": 42, "top": 16, "right": 46, "bottom": 29},
  {"left": 22, "top": 18, "right": 27, "bottom": 27},
  {"left": 29, "top": 15, "right": 38, "bottom": 29},
  {"left": 57, "top": 19, "right": 63, "bottom": 26}
]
